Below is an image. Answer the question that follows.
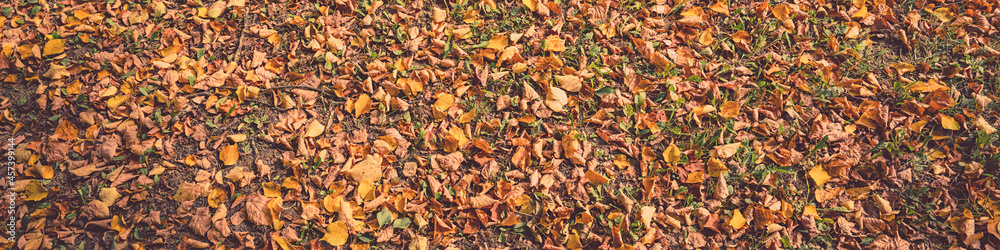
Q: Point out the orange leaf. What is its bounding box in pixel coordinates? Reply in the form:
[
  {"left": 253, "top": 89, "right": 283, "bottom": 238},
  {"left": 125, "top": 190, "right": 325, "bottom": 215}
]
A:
[{"left": 220, "top": 144, "right": 239, "bottom": 166}]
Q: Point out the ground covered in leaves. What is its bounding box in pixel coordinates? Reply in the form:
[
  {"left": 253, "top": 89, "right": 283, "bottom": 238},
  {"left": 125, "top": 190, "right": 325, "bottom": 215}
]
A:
[{"left": 1, "top": 0, "right": 1000, "bottom": 249}]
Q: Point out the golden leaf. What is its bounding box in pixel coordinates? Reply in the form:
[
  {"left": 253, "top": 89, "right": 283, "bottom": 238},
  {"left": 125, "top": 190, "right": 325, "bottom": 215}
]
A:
[
  {"left": 809, "top": 165, "right": 831, "bottom": 187},
  {"left": 730, "top": 209, "right": 747, "bottom": 229},
  {"left": 939, "top": 114, "right": 960, "bottom": 130},
  {"left": 650, "top": 52, "right": 672, "bottom": 71},
  {"left": 663, "top": 144, "right": 682, "bottom": 163},
  {"left": 263, "top": 182, "right": 281, "bottom": 198},
  {"left": 355, "top": 94, "right": 372, "bottom": 118},
  {"left": 99, "top": 187, "right": 120, "bottom": 205},
  {"left": 719, "top": 101, "right": 739, "bottom": 119},
  {"left": 43, "top": 63, "right": 71, "bottom": 79},
  {"left": 707, "top": 157, "right": 728, "bottom": 177},
  {"left": 803, "top": 205, "right": 818, "bottom": 217},
  {"left": 698, "top": 27, "right": 715, "bottom": 46},
  {"left": 267, "top": 197, "right": 284, "bottom": 230},
  {"left": 322, "top": 221, "right": 349, "bottom": 246},
  {"left": 932, "top": 7, "right": 955, "bottom": 22},
  {"left": 487, "top": 34, "right": 508, "bottom": 51},
  {"left": 852, "top": 6, "right": 870, "bottom": 20},
  {"left": 43, "top": 39, "right": 65, "bottom": 56},
  {"left": 684, "top": 171, "right": 705, "bottom": 183},
  {"left": 709, "top": 0, "right": 730, "bottom": 15},
  {"left": 522, "top": 0, "right": 537, "bottom": 11},
  {"left": 26, "top": 180, "right": 48, "bottom": 201},
  {"left": 220, "top": 144, "right": 239, "bottom": 166},
  {"left": 207, "top": 1, "right": 227, "bottom": 18}
]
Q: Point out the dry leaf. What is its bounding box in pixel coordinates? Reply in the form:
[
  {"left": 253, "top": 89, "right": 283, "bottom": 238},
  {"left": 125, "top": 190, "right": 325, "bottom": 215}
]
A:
[{"left": 220, "top": 144, "right": 239, "bottom": 166}]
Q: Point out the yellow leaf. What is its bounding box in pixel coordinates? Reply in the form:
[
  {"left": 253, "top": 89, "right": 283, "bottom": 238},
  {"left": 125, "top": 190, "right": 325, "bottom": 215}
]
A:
[
  {"left": 487, "top": 34, "right": 508, "bottom": 51},
  {"left": 43, "top": 39, "right": 65, "bottom": 56},
  {"left": 698, "top": 27, "right": 715, "bottom": 46},
  {"left": 566, "top": 232, "right": 583, "bottom": 250},
  {"left": 25, "top": 180, "right": 48, "bottom": 201},
  {"left": 458, "top": 110, "right": 476, "bottom": 124},
  {"left": 772, "top": 4, "right": 791, "bottom": 21},
  {"left": 100, "top": 187, "right": 121, "bottom": 204},
  {"left": 909, "top": 120, "right": 928, "bottom": 133},
  {"left": 544, "top": 35, "right": 565, "bottom": 52},
  {"left": 107, "top": 95, "right": 129, "bottom": 110},
  {"left": 803, "top": 205, "right": 818, "bottom": 217},
  {"left": 730, "top": 209, "right": 747, "bottom": 229},
  {"left": 304, "top": 120, "right": 325, "bottom": 137},
  {"left": 357, "top": 180, "right": 375, "bottom": 201},
  {"left": 852, "top": 0, "right": 865, "bottom": 8},
  {"left": 207, "top": 187, "right": 227, "bottom": 208},
  {"left": 355, "top": 94, "right": 372, "bottom": 118},
  {"left": 852, "top": 6, "right": 870, "bottom": 20},
  {"left": 555, "top": 75, "right": 582, "bottom": 92},
  {"left": 707, "top": 157, "right": 728, "bottom": 177},
  {"left": 111, "top": 215, "right": 126, "bottom": 233},
  {"left": 263, "top": 182, "right": 281, "bottom": 198},
  {"left": 809, "top": 165, "right": 831, "bottom": 187},
  {"left": 585, "top": 170, "right": 609, "bottom": 185},
  {"left": 932, "top": 7, "right": 955, "bottom": 22},
  {"left": 663, "top": 144, "right": 681, "bottom": 163},
  {"left": 322, "top": 221, "right": 349, "bottom": 246},
  {"left": 228, "top": 134, "right": 247, "bottom": 143},
  {"left": 267, "top": 197, "right": 284, "bottom": 230},
  {"left": 940, "top": 114, "right": 959, "bottom": 130},
  {"left": 522, "top": 0, "right": 537, "bottom": 12},
  {"left": 719, "top": 101, "right": 739, "bottom": 119},
  {"left": 433, "top": 93, "right": 455, "bottom": 113},
  {"left": 709, "top": 0, "right": 730, "bottom": 15},
  {"left": 220, "top": 144, "right": 239, "bottom": 166}
]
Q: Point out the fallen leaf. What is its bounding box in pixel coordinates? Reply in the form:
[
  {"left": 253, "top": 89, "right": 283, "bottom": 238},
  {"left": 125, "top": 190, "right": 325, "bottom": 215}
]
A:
[
  {"left": 719, "top": 101, "right": 739, "bottom": 119},
  {"left": 304, "top": 120, "right": 325, "bottom": 137},
  {"left": 711, "top": 143, "right": 741, "bottom": 158},
  {"left": 43, "top": 39, "right": 65, "bottom": 56},
  {"left": 730, "top": 209, "right": 747, "bottom": 229},
  {"left": 544, "top": 86, "right": 569, "bottom": 112},
  {"left": 26, "top": 180, "right": 48, "bottom": 201},
  {"left": 344, "top": 156, "right": 382, "bottom": 183},
  {"left": 220, "top": 144, "right": 239, "bottom": 166},
  {"left": 355, "top": 94, "right": 372, "bottom": 118},
  {"left": 939, "top": 114, "right": 960, "bottom": 130},
  {"left": 663, "top": 144, "right": 682, "bottom": 163},
  {"left": 322, "top": 221, "right": 349, "bottom": 246},
  {"left": 556, "top": 75, "right": 582, "bottom": 92},
  {"left": 585, "top": 170, "right": 609, "bottom": 185},
  {"left": 809, "top": 165, "right": 831, "bottom": 187}
]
